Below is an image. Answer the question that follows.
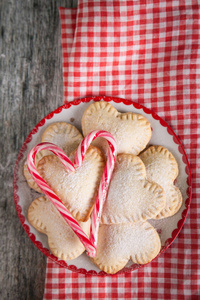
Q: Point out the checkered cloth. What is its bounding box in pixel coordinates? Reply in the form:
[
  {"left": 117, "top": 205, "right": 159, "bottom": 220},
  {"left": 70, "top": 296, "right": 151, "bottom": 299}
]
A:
[{"left": 43, "top": 0, "right": 200, "bottom": 299}]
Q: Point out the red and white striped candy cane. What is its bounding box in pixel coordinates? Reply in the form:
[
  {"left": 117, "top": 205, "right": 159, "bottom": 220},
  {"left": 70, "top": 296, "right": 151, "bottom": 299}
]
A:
[
  {"left": 27, "top": 130, "right": 116, "bottom": 257},
  {"left": 27, "top": 142, "right": 96, "bottom": 255},
  {"left": 74, "top": 130, "right": 117, "bottom": 256}
]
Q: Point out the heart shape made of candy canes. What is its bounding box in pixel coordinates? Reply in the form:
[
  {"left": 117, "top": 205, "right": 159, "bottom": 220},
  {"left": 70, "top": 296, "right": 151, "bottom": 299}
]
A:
[
  {"left": 27, "top": 130, "right": 116, "bottom": 257},
  {"left": 37, "top": 146, "right": 105, "bottom": 222}
]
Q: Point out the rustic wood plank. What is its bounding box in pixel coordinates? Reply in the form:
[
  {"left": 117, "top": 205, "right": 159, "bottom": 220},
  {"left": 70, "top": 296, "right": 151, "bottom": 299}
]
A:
[{"left": 0, "top": 1, "right": 77, "bottom": 299}]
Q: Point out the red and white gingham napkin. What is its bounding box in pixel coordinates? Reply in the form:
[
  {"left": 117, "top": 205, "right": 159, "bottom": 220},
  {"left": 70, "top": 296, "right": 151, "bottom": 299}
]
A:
[{"left": 43, "top": 1, "right": 200, "bottom": 299}]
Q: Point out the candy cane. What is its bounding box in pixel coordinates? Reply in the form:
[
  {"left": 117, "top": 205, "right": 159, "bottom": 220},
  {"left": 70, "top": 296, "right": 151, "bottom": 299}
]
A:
[
  {"left": 27, "top": 142, "right": 96, "bottom": 255},
  {"left": 27, "top": 130, "right": 116, "bottom": 257},
  {"left": 74, "top": 131, "right": 117, "bottom": 255}
]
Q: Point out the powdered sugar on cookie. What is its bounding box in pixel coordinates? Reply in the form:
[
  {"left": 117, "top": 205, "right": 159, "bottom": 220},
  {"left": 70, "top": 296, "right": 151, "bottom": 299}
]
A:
[
  {"left": 42, "top": 122, "right": 83, "bottom": 155},
  {"left": 24, "top": 122, "right": 83, "bottom": 193},
  {"left": 82, "top": 101, "right": 152, "bottom": 155},
  {"left": 28, "top": 196, "right": 90, "bottom": 260},
  {"left": 37, "top": 146, "right": 105, "bottom": 222},
  {"left": 91, "top": 222, "right": 161, "bottom": 274},
  {"left": 140, "top": 146, "right": 182, "bottom": 219},
  {"left": 101, "top": 154, "right": 166, "bottom": 224}
]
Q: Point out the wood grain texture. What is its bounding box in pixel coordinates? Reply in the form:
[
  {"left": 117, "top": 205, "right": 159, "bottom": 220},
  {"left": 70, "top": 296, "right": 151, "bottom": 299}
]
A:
[{"left": 0, "top": 0, "right": 77, "bottom": 299}]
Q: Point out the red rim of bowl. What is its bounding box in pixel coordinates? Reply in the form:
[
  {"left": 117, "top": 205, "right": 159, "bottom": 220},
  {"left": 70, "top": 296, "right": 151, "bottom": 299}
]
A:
[{"left": 13, "top": 96, "right": 192, "bottom": 276}]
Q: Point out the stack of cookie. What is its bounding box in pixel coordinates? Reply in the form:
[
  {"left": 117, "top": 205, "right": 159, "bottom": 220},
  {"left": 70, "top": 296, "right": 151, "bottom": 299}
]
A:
[{"left": 24, "top": 101, "right": 182, "bottom": 274}]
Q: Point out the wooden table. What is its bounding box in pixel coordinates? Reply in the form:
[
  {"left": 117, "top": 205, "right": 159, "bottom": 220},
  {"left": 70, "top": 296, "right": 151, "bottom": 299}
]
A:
[{"left": 1, "top": 1, "right": 77, "bottom": 299}]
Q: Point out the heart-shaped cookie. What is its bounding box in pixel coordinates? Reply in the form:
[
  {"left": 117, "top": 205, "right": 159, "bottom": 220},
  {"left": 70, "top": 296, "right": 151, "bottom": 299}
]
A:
[
  {"left": 28, "top": 196, "right": 90, "bottom": 260},
  {"left": 37, "top": 146, "right": 105, "bottom": 222},
  {"left": 91, "top": 222, "right": 161, "bottom": 274},
  {"left": 140, "top": 145, "right": 182, "bottom": 219},
  {"left": 101, "top": 154, "right": 166, "bottom": 224},
  {"left": 24, "top": 122, "right": 83, "bottom": 192},
  {"left": 81, "top": 101, "right": 152, "bottom": 155},
  {"left": 27, "top": 130, "right": 117, "bottom": 257},
  {"left": 41, "top": 122, "right": 83, "bottom": 155}
]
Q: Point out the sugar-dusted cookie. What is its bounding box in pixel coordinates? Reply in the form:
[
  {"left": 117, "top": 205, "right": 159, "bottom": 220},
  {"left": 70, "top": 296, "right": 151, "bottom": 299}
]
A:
[
  {"left": 140, "top": 146, "right": 182, "bottom": 219},
  {"left": 24, "top": 122, "right": 83, "bottom": 192},
  {"left": 101, "top": 154, "right": 166, "bottom": 224},
  {"left": 81, "top": 101, "right": 152, "bottom": 155},
  {"left": 41, "top": 122, "right": 83, "bottom": 155},
  {"left": 91, "top": 222, "right": 161, "bottom": 274},
  {"left": 37, "top": 146, "right": 105, "bottom": 222},
  {"left": 28, "top": 196, "right": 90, "bottom": 260}
]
